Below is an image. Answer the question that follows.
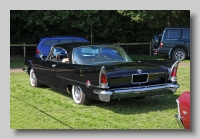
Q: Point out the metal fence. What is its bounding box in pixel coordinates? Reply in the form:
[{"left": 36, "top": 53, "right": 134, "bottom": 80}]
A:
[
  {"left": 10, "top": 44, "right": 36, "bottom": 58},
  {"left": 10, "top": 42, "right": 151, "bottom": 58},
  {"left": 113, "top": 42, "right": 151, "bottom": 56}
]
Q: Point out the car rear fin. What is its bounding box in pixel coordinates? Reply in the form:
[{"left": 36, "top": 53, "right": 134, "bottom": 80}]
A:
[
  {"left": 169, "top": 61, "right": 179, "bottom": 83},
  {"left": 99, "top": 66, "right": 108, "bottom": 88}
]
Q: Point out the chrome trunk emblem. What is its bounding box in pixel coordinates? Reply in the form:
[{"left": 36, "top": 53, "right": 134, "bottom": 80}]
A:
[{"left": 137, "top": 69, "right": 142, "bottom": 73}]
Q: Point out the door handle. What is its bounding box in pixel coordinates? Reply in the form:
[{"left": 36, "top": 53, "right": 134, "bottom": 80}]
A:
[{"left": 52, "top": 64, "right": 56, "bottom": 68}]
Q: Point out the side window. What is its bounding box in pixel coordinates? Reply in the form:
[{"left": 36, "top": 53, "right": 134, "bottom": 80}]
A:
[
  {"left": 81, "top": 47, "right": 93, "bottom": 53},
  {"left": 182, "top": 29, "right": 190, "bottom": 39},
  {"left": 53, "top": 47, "right": 67, "bottom": 56},
  {"left": 49, "top": 47, "right": 68, "bottom": 62},
  {"left": 166, "top": 29, "right": 181, "bottom": 39},
  {"left": 42, "top": 40, "right": 59, "bottom": 46},
  {"left": 60, "top": 39, "right": 73, "bottom": 43}
]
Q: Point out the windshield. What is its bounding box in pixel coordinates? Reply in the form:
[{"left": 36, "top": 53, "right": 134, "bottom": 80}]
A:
[{"left": 72, "top": 45, "right": 132, "bottom": 65}]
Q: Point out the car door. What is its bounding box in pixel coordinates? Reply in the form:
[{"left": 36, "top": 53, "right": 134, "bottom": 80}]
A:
[
  {"left": 35, "top": 60, "right": 57, "bottom": 88},
  {"left": 34, "top": 46, "right": 65, "bottom": 88},
  {"left": 54, "top": 63, "right": 73, "bottom": 91}
]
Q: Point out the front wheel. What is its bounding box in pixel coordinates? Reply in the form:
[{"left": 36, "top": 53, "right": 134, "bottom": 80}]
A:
[
  {"left": 172, "top": 48, "right": 187, "bottom": 61},
  {"left": 72, "top": 85, "right": 91, "bottom": 105},
  {"left": 30, "top": 68, "right": 41, "bottom": 87}
]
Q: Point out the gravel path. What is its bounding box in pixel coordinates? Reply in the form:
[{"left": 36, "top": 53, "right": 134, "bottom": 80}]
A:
[{"left": 10, "top": 68, "right": 24, "bottom": 73}]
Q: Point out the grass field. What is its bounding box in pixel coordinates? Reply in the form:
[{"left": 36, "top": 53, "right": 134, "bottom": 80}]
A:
[{"left": 10, "top": 55, "right": 190, "bottom": 129}]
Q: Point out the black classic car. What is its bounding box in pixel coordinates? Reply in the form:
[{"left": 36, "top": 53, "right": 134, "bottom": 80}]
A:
[{"left": 23, "top": 42, "right": 180, "bottom": 105}]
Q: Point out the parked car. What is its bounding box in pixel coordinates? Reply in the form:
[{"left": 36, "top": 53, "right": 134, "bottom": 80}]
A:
[
  {"left": 35, "top": 36, "right": 89, "bottom": 58},
  {"left": 23, "top": 36, "right": 89, "bottom": 73},
  {"left": 150, "top": 27, "right": 190, "bottom": 61},
  {"left": 175, "top": 91, "right": 190, "bottom": 129},
  {"left": 23, "top": 42, "right": 180, "bottom": 105}
]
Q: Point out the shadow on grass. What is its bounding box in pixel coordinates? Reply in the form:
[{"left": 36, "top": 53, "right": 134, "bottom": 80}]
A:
[
  {"left": 48, "top": 87, "right": 180, "bottom": 115},
  {"left": 89, "top": 94, "right": 180, "bottom": 115}
]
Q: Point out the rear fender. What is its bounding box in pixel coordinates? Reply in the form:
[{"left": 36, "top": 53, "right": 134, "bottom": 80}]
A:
[
  {"left": 167, "top": 61, "right": 179, "bottom": 83},
  {"left": 139, "top": 60, "right": 179, "bottom": 83}
]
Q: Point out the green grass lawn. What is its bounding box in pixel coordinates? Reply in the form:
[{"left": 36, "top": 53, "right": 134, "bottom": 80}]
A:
[{"left": 10, "top": 55, "right": 190, "bottom": 129}]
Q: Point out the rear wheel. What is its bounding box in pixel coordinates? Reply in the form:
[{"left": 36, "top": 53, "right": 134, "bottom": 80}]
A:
[
  {"left": 172, "top": 48, "right": 187, "bottom": 61},
  {"left": 72, "top": 85, "right": 91, "bottom": 105},
  {"left": 30, "top": 68, "right": 41, "bottom": 87}
]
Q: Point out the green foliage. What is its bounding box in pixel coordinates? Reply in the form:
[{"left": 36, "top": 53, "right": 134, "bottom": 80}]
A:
[
  {"left": 10, "top": 10, "right": 190, "bottom": 44},
  {"left": 10, "top": 57, "right": 24, "bottom": 68}
]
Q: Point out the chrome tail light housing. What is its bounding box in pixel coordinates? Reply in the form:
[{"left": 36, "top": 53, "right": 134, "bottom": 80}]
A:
[{"left": 99, "top": 66, "right": 108, "bottom": 88}]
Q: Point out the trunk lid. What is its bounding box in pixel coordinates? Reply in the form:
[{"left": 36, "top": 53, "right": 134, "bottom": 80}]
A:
[{"left": 105, "top": 61, "right": 167, "bottom": 88}]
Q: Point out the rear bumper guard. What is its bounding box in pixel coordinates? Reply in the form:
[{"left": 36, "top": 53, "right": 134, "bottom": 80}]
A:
[
  {"left": 93, "top": 83, "right": 179, "bottom": 102},
  {"left": 175, "top": 114, "right": 185, "bottom": 129}
]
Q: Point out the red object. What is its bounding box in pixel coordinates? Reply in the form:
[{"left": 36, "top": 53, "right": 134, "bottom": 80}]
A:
[
  {"left": 86, "top": 80, "right": 91, "bottom": 88},
  {"left": 171, "top": 67, "right": 178, "bottom": 77},
  {"left": 159, "top": 42, "right": 164, "bottom": 48},
  {"left": 175, "top": 91, "right": 190, "bottom": 129},
  {"left": 101, "top": 73, "right": 107, "bottom": 83},
  {"left": 36, "top": 48, "right": 40, "bottom": 54}
]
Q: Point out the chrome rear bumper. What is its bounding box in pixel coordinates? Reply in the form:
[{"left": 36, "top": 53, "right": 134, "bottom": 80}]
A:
[{"left": 93, "top": 83, "right": 179, "bottom": 102}]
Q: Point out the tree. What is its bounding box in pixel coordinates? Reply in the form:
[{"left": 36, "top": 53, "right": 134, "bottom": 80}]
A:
[{"left": 10, "top": 10, "right": 190, "bottom": 44}]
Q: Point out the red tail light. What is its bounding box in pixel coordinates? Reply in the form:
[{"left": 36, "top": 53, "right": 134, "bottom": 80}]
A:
[
  {"left": 99, "top": 66, "right": 108, "bottom": 88},
  {"left": 159, "top": 42, "right": 164, "bottom": 48},
  {"left": 169, "top": 61, "right": 179, "bottom": 82},
  {"left": 101, "top": 73, "right": 107, "bottom": 83},
  {"left": 171, "top": 67, "right": 178, "bottom": 77},
  {"left": 36, "top": 48, "right": 40, "bottom": 54}
]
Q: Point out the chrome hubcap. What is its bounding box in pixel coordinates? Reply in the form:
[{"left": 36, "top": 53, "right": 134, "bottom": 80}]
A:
[
  {"left": 30, "top": 71, "right": 36, "bottom": 85},
  {"left": 175, "top": 51, "right": 185, "bottom": 60},
  {"left": 74, "top": 86, "right": 82, "bottom": 101}
]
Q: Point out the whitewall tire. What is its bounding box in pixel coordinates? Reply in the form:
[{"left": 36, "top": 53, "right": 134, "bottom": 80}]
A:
[
  {"left": 30, "top": 68, "right": 41, "bottom": 87},
  {"left": 72, "top": 85, "right": 91, "bottom": 105}
]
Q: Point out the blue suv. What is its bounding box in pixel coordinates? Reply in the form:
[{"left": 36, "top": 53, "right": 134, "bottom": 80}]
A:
[
  {"left": 151, "top": 27, "right": 190, "bottom": 61},
  {"left": 35, "top": 36, "right": 89, "bottom": 58}
]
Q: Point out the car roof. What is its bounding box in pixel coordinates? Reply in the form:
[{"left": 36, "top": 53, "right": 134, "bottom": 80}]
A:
[
  {"left": 40, "top": 36, "right": 88, "bottom": 40},
  {"left": 53, "top": 42, "right": 111, "bottom": 50}
]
